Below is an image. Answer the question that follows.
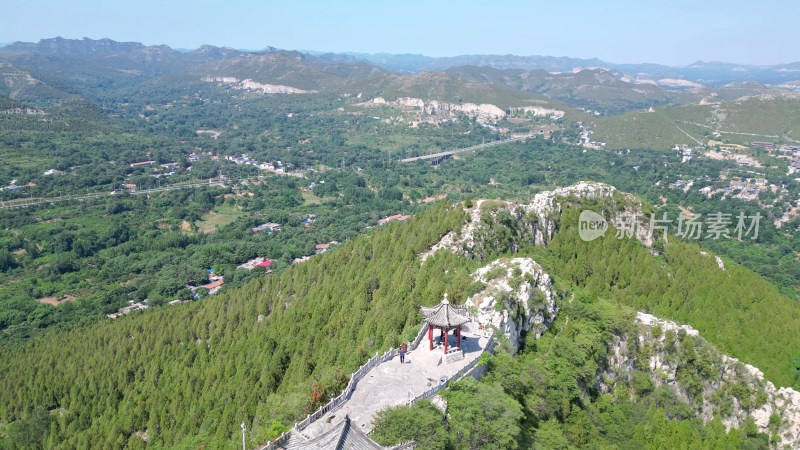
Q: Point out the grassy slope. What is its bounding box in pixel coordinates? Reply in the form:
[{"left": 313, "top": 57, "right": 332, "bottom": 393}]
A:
[
  {"left": 593, "top": 94, "right": 800, "bottom": 149},
  {"left": 722, "top": 97, "right": 800, "bottom": 140},
  {"left": 592, "top": 108, "right": 705, "bottom": 150}
]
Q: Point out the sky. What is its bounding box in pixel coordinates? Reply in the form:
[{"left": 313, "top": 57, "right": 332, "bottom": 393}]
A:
[{"left": 2, "top": 0, "right": 798, "bottom": 66}]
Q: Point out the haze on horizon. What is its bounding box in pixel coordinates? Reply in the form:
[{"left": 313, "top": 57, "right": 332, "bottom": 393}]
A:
[{"left": 2, "top": 0, "right": 799, "bottom": 67}]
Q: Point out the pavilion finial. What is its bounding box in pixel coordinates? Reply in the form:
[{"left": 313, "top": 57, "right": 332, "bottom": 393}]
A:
[{"left": 442, "top": 293, "right": 449, "bottom": 304}]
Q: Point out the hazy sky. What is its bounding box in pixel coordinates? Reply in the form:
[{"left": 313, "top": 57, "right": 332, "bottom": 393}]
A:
[{"left": 2, "top": 0, "right": 798, "bottom": 66}]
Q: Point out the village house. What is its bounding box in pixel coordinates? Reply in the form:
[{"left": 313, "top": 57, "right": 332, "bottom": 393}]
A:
[
  {"left": 314, "top": 241, "right": 339, "bottom": 255},
  {"left": 377, "top": 214, "right": 411, "bottom": 226},
  {"left": 107, "top": 300, "right": 149, "bottom": 319},
  {"left": 203, "top": 279, "right": 224, "bottom": 295},
  {"left": 791, "top": 158, "right": 800, "bottom": 174},
  {"left": 752, "top": 142, "right": 775, "bottom": 150},
  {"left": 237, "top": 257, "right": 273, "bottom": 270},
  {"left": 253, "top": 223, "right": 282, "bottom": 233}
]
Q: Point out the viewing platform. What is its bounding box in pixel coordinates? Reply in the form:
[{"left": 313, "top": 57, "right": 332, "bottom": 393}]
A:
[{"left": 298, "top": 322, "right": 491, "bottom": 440}]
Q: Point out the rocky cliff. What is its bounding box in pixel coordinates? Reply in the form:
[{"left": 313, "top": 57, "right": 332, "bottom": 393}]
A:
[
  {"left": 366, "top": 96, "right": 505, "bottom": 121},
  {"left": 511, "top": 105, "right": 566, "bottom": 118},
  {"left": 421, "top": 181, "right": 654, "bottom": 263},
  {"left": 201, "top": 76, "right": 315, "bottom": 94},
  {"left": 465, "top": 258, "right": 559, "bottom": 351},
  {"left": 603, "top": 312, "right": 800, "bottom": 447}
]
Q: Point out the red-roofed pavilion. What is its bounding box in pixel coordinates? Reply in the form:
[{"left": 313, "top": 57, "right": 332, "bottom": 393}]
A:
[{"left": 420, "top": 293, "right": 470, "bottom": 353}]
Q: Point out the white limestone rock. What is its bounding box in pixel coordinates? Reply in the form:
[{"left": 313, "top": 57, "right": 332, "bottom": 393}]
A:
[
  {"left": 201, "top": 76, "right": 315, "bottom": 94},
  {"left": 420, "top": 182, "right": 629, "bottom": 262},
  {"left": 518, "top": 181, "right": 622, "bottom": 246},
  {"left": 512, "top": 106, "right": 566, "bottom": 118},
  {"left": 361, "top": 96, "right": 506, "bottom": 121},
  {"left": 700, "top": 251, "right": 726, "bottom": 271},
  {"left": 602, "top": 312, "right": 800, "bottom": 448},
  {"left": 466, "top": 258, "right": 558, "bottom": 351}
]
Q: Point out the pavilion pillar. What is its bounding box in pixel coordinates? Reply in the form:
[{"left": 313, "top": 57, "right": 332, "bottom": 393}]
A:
[
  {"left": 457, "top": 325, "right": 461, "bottom": 350},
  {"left": 428, "top": 324, "right": 433, "bottom": 351},
  {"left": 444, "top": 327, "right": 448, "bottom": 354}
]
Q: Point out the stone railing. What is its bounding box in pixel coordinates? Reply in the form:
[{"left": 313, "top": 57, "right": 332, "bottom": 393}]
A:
[
  {"left": 259, "top": 345, "right": 399, "bottom": 450},
  {"left": 260, "top": 327, "right": 494, "bottom": 450},
  {"left": 405, "top": 333, "right": 495, "bottom": 406},
  {"left": 409, "top": 322, "right": 429, "bottom": 351}
]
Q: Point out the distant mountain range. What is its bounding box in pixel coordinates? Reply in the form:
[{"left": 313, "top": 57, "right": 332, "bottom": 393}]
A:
[
  {"left": 2, "top": 37, "right": 799, "bottom": 117},
  {"left": 5, "top": 37, "right": 799, "bottom": 88},
  {"left": 316, "top": 52, "right": 800, "bottom": 87}
]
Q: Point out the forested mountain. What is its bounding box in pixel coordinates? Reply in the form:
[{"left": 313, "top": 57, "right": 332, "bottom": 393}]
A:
[
  {"left": 2, "top": 186, "right": 800, "bottom": 448},
  {"left": 193, "top": 51, "right": 386, "bottom": 92},
  {"left": 336, "top": 52, "right": 608, "bottom": 74},
  {"left": 193, "top": 51, "right": 552, "bottom": 110},
  {"left": 0, "top": 38, "right": 243, "bottom": 97},
  {"left": 4, "top": 38, "right": 798, "bottom": 118},
  {"left": 2, "top": 37, "right": 800, "bottom": 449},
  {"left": 0, "top": 64, "right": 76, "bottom": 104}
]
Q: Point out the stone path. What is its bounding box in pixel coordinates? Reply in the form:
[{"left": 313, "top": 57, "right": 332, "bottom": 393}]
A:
[{"left": 299, "top": 324, "right": 490, "bottom": 440}]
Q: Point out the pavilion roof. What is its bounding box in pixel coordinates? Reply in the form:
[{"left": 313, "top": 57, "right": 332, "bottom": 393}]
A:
[
  {"left": 282, "top": 415, "right": 385, "bottom": 450},
  {"left": 421, "top": 295, "right": 470, "bottom": 328}
]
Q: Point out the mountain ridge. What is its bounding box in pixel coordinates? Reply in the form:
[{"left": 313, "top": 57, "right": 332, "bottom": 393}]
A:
[{"left": 5, "top": 38, "right": 800, "bottom": 87}]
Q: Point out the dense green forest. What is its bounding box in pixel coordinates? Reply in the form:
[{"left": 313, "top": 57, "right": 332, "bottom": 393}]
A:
[
  {"left": 2, "top": 195, "right": 798, "bottom": 448},
  {"left": 545, "top": 205, "right": 800, "bottom": 387},
  {"left": 0, "top": 202, "right": 473, "bottom": 448}
]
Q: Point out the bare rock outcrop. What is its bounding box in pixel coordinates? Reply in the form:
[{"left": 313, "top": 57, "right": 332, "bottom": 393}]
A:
[
  {"left": 201, "top": 76, "right": 315, "bottom": 94},
  {"left": 426, "top": 100, "right": 505, "bottom": 120},
  {"left": 511, "top": 106, "right": 565, "bottom": 118},
  {"left": 700, "top": 251, "right": 726, "bottom": 270},
  {"left": 603, "top": 312, "right": 800, "bottom": 447},
  {"left": 419, "top": 181, "right": 645, "bottom": 263},
  {"left": 522, "top": 180, "right": 619, "bottom": 245},
  {"left": 466, "top": 258, "right": 559, "bottom": 351},
  {"left": 364, "top": 96, "right": 505, "bottom": 121}
]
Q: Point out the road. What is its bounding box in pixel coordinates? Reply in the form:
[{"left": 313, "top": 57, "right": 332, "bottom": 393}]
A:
[
  {"left": 399, "top": 134, "right": 535, "bottom": 163},
  {"left": 0, "top": 180, "right": 225, "bottom": 210}
]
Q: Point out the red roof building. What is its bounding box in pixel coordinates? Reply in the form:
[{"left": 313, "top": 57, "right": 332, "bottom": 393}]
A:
[
  {"left": 203, "top": 280, "right": 224, "bottom": 291},
  {"left": 378, "top": 214, "right": 411, "bottom": 225}
]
